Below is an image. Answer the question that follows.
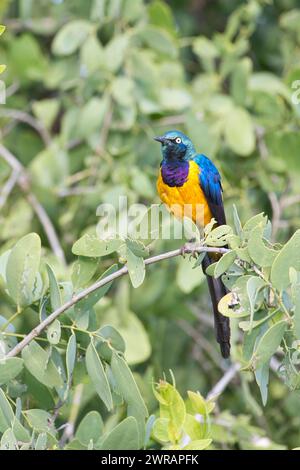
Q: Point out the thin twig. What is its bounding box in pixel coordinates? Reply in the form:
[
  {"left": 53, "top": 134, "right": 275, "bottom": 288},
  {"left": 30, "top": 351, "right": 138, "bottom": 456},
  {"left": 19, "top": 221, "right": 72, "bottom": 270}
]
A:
[
  {"left": 5, "top": 245, "right": 229, "bottom": 358},
  {"left": 280, "top": 194, "right": 300, "bottom": 209},
  {"left": 59, "top": 384, "right": 83, "bottom": 448},
  {"left": 0, "top": 169, "right": 20, "bottom": 210},
  {"left": 0, "top": 144, "right": 66, "bottom": 265},
  {"left": 268, "top": 192, "right": 281, "bottom": 240},
  {"left": 0, "top": 108, "right": 51, "bottom": 146},
  {"left": 178, "top": 318, "right": 226, "bottom": 371},
  {"left": 206, "top": 363, "right": 241, "bottom": 400}
]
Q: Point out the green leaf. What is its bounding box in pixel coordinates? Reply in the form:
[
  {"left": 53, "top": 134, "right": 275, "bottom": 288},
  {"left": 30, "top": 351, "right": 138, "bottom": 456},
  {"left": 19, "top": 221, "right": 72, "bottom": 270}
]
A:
[
  {"left": 75, "top": 264, "right": 118, "bottom": 314},
  {"left": 22, "top": 341, "right": 63, "bottom": 388},
  {"left": 99, "top": 417, "right": 140, "bottom": 450},
  {"left": 85, "top": 341, "right": 113, "bottom": 411},
  {"left": 254, "top": 361, "right": 270, "bottom": 406},
  {"left": 66, "top": 333, "right": 77, "bottom": 385},
  {"left": 72, "top": 234, "right": 122, "bottom": 257},
  {"left": 6, "top": 233, "right": 41, "bottom": 308},
  {"left": 46, "top": 264, "right": 62, "bottom": 311},
  {"left": 204, "top": 261, "right": 217, "bottom": 277},
  {"left": 224, "top": 107, "right": 255, "bottom": 156},
  {"left": 218, "top": 292, "right": 248, "bottom": 319},
  {"left": 193, "top": 36, "right": 219, "bottom": 61},
  {"left": 183, "top": 414, "right": 203, "bottom": 442},
  {"left": 152, "top": 417, "right": 170, "bottom": 443},
  {"left": 125, "top": 239, "right": 149, "bottom": 258},
  {"left": 97, "top": 325, "right": 126, "bottom": 362},
  {"left": 0, "top": 25, "right": 6, "bottom": 36},
  {"left": 251, "top": 321, "right": 286, "bottom": 369},
  {"left": 184, "top": 439, "right": 212, "bottom": 450},
  {"left": 65, "top": 439, "right": 87, "bottom": 450},
  {"left": 154, "top": 381, "right": 186, "bottom": 443},
  {"left": 248, "top": 224, "right": 278, "bottom": 267},
  {"left": 0, "top": 358, "right": 24, "bottom": 385},
  {"left": 32, "top": 99, "right": 59, "bottom": 130},
  {"left": 137, "top": 26, "right": 177, "bottom": 58},
  {"left": 35, "top": 432, "right": 47, "bottom": 450},
  {"left": 24, "top": 409, "right": 53, "bottom": 432},
  {"left": 271, "top": 230, "right": 300, "bottom": 291},
  {"left": 249, "top": 72, "right": 291, "bottom": 100},
  {"left": 177, "top": 256, "right": 205, "bottom": 293},
  {"left": 230, "top": 58, "right": 251, "bottom": 106},
  {"left": 52, "top": 20, "right": 92, "bottom": 56},
  {"left": 12, "top": 417, "right": 31, "bottom": 443},
  {"left": 214, "top": 251, "right": 237, "bottom": 278},
  {"left": 112, "top": 77, "right": 135, "bottom": 107},
  {"left": 291, "top": 283, "right": 300, "bottom": 340},
  {"left": 188, "top": 390, "right": 214, "bottom": 415},
  {"left": 111, "top": 352, "right": 148, "bottom": 445},
  {"left": 47, "top": 319, "right": 61, "bottom": 345},
  {"left": 0, "top": 389, "right": 14, "bottom": 429},
  {"left": 0, "top": 428, "right": 17, "bottom": 450},
  {"left": 75, "top": 411, "right": 104, "bottom": 446},
  {"left": 104, "top": 34, "right": 129, "bottom": 72},
  {"left": 72, "top": 257, "right": 99, "bottom": 289},
  {"left": 182, "top": 217, "right": 201, "bottom": 243},
  {"left": 80, "top": 34, "right": 104, "bottom": 74},
  {"left": 247, "top": 276, "right": 266, "bottom": 332},
  {"left": 205, "top": 225, "right": 232, "bottom": 247},
  {"left": 104, "top": 311, "right": 151, "bottom": 365},
  {"left": 239, "top": 308, "right": 279, "bottom": 332},
  {"left": 126, "top": 247, "right": 145, "bottom": 288},
  {"left": 232, "top": 204, "right": 242, "bottom": 236},
  {"left": 111, "top": 353, "right": 148, "bottom": 418},
  {"left": 78, "top": 97, "right": 109, "bottom": 139},
  {"left": 242, "top": 213, "right": 267, "bottom": 240}
]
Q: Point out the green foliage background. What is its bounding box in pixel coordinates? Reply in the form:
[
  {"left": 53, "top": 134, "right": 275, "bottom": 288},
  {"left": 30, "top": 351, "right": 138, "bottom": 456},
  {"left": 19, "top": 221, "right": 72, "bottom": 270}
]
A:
[{"left": 0, "top": 0, "right": 300, "bottom": 450}]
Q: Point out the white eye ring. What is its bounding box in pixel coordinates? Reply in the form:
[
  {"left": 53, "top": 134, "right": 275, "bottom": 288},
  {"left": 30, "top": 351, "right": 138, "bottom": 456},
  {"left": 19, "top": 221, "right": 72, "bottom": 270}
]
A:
[{"left": 175, "top": 137, "right": 182, "bottom": 144}]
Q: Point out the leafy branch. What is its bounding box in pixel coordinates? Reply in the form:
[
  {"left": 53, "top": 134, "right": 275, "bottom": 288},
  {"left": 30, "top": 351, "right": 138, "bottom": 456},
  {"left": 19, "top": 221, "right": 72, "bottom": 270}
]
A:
[{"left": 5, "top": 244, "right": 227, "bottom": 359}]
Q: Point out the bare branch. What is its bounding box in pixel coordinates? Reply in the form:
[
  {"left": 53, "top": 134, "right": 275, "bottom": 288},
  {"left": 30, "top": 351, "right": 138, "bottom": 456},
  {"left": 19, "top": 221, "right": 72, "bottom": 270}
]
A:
[
  {"left": 268, "top": 191, "right": 281, "bottom": 240},
  {"left": 0, "top": 169, "right": 20, "bottom": 210},
  {"left": 207, "top": 363, "right": 241, "bottom": 400},
  {"left": 59, "top": 384, "right": 83, "bottom": 448},
  {"left": 5, "top": 244, "right": 229, "bottom": 358},
  {"left": 178, "top": 318, "right": 227, "bottom": 372},
  {"left": 0, "top": 144, "right": 66, "bottom": 265}
]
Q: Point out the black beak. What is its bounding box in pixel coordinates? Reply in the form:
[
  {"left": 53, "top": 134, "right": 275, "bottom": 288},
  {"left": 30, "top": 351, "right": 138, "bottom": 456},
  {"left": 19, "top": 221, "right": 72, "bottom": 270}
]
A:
[{"left": 154, "top": 135, "right": 167, "bottom": 144}]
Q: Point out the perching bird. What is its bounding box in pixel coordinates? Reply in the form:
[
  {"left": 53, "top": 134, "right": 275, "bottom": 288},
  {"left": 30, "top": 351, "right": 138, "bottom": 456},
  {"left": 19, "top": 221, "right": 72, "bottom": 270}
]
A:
[{"left": 155, "top": 130, "right": 230, "bottom": 358}]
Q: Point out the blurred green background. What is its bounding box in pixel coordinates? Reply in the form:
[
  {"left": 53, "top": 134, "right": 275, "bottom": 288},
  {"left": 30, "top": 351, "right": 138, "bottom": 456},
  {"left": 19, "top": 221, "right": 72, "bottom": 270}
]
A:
[{"left": 1, "top": 0, "right": 300, "bottom": 449}]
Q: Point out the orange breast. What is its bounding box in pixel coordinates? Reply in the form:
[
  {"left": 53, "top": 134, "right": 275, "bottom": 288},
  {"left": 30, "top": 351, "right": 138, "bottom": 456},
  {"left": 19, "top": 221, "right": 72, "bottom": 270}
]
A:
[{"left": 157, "top": 160, "right": 212, "bottom": 227}]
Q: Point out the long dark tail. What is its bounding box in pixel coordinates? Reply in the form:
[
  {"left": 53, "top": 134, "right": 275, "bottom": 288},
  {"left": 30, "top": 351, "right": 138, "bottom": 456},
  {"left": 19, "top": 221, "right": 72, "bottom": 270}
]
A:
[{"left": 202, "top": 254, "right": 231, "bottom": 358}]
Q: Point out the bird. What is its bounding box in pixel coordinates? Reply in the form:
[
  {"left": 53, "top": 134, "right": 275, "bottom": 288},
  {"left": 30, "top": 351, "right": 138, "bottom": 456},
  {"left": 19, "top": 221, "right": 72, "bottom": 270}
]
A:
[{"left": 155, "top": 130, "right": 230, "bottom": 358}]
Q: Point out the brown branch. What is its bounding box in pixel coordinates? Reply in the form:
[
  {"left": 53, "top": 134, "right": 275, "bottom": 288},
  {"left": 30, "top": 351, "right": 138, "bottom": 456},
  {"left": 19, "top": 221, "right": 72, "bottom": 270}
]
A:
[
  {"left": 5, "top": 245, "right": 229, "bottom": 358},
  {"left": 0, "top": 144, "right": 66, "bottom": 266}
]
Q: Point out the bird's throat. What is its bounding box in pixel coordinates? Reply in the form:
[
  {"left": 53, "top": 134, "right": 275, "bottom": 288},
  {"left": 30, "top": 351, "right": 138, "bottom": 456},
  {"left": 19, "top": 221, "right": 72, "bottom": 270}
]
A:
[{"left": 161, "top": 160, "right": 189, "bottom": 187}]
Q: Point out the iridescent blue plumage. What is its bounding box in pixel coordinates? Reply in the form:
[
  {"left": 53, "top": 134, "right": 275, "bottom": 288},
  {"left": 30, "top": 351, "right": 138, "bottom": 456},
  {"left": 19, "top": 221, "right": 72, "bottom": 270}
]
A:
[{"left": 193, "top": 154, "right": 226, "bottom": 225}]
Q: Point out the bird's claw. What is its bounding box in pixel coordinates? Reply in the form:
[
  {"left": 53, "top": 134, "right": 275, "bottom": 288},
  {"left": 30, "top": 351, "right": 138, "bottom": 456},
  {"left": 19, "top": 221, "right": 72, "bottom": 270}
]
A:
[
  {"left": 180, "top": 242, "right": 199, "bottom": 260},
  {"left": 180, "top": 245, "right": 187, "bottom": 258}
]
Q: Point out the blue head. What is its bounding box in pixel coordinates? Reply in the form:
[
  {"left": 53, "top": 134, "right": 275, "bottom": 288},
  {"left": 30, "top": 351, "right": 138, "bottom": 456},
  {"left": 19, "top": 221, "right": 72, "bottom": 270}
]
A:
[{"left": 154, "top": 130, "right": 196, "bottom": 161}]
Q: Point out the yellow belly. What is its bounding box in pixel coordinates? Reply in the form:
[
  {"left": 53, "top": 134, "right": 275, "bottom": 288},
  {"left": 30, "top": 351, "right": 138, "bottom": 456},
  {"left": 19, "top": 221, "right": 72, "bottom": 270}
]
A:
[{"left": 157, "top": 160, "right": 212, "bottom": 227}]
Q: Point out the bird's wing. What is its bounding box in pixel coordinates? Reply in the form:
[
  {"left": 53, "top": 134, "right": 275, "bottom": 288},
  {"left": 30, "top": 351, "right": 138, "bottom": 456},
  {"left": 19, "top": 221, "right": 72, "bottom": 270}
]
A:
[{"left": 193, "top": 154, "right": 226, "bottom": 226}]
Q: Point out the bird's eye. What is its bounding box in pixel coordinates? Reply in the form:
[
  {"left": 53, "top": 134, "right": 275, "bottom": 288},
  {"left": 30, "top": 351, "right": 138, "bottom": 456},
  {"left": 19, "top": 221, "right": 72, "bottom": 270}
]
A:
[{"left": 175, "top": 137, "right": 182, "bottom": 144}]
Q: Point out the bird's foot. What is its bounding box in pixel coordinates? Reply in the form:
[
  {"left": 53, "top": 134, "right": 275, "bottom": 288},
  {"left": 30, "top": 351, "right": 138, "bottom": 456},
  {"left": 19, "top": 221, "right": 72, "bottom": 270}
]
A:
[{"left": 180, "top": 240, "right": 200, "bottom": 260}]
